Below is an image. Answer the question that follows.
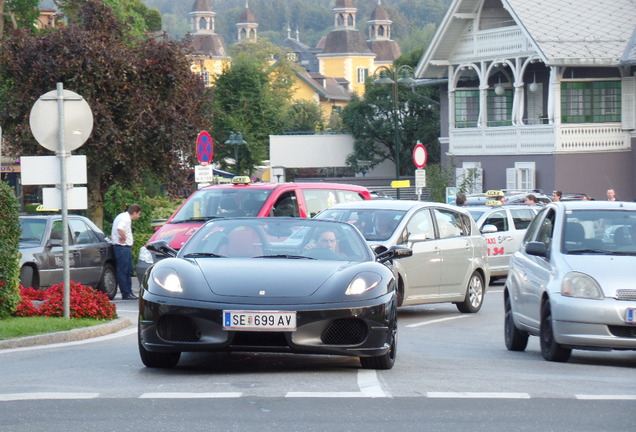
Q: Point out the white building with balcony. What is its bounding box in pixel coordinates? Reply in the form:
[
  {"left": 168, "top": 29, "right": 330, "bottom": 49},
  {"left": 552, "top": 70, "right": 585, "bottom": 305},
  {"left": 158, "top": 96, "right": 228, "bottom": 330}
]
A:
[{"left": 415, "top": 0, "right": 636, "bottom": 200}]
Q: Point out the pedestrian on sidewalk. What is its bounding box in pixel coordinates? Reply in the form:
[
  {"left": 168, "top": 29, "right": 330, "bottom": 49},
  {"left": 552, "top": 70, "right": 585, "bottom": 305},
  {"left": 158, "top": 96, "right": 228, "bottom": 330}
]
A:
[{"left": 111, "top": 204, "right": 141, "bottom": 300}]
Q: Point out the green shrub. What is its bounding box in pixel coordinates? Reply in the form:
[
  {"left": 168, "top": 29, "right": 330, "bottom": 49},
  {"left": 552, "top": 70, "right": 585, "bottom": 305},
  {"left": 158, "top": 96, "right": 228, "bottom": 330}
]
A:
[
  {"left": 425, "top": 164, "right": 453, "bottom": 203},
  {"left": 102, "top": 182, "right": 184, "bottom": 265},
  {"left": 0, "top": 182, "right": 21, "bottom": 318}
]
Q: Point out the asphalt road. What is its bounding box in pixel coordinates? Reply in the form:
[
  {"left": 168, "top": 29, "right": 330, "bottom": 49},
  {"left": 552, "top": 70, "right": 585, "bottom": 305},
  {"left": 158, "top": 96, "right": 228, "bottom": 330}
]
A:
[{"left": 1, "top": 281, "right": 635, "bottom": 431}]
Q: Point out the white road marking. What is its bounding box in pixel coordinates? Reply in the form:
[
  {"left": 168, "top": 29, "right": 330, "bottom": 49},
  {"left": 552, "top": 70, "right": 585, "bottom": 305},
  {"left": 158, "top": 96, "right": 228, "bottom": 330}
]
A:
[
  {"left": 4, "top": 391, "right": 636, "bottom": 401},
  {"left": 140, "top": 392, "right": 242, "bottom": 399},
  {"left": 427, "top": 392, "right": 531, "bottom": 399},
  {"left": 287, "top": 369, "right": 390, "bottom": 398},
  {"left": 575, "top": 394, "right": 636, "bottom": 400},
  {"left": 0, "top": 393, "right": 99, "bottom": 401},
  {"left": 0, "top": 328, "right": 137, "bottom": 354},
  {"left": 357, "top": 370, "right": 389, "bottom": 397},
  {"left": 406, "top": 315, "right": 468, "bottom": 328}
]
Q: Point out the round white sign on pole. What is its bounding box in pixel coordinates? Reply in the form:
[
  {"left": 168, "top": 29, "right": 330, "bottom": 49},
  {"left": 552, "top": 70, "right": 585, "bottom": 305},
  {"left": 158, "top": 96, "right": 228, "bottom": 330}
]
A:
[
  {"left": 412, "top": 142, "right": 427, "bottom": 168},
  {"left": 30, "top": 89, "right": 93, "bottom": 152}
]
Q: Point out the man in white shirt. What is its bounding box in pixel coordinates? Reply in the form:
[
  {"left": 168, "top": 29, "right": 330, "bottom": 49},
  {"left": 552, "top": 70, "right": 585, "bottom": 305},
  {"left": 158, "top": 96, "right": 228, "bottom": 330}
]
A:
[{"left": 111, "top": 204, "right": 141, "bottom": 300}]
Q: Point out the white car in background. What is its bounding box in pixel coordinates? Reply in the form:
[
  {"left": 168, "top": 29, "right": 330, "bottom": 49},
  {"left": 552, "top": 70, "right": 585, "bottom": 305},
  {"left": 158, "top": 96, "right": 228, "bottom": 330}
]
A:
[
  {"left": 468, "top": 204, "right": 539, "bottom": 279},
  {"left": 316, "top": 200, "right": 490, "bottom": 313}
]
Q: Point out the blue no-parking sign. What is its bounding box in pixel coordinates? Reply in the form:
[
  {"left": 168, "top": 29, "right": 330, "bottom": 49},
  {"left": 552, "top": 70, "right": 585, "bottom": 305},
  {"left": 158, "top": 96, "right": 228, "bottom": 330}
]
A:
[{"left": 196, "top": 131, "right": 213, "bottom": 165}]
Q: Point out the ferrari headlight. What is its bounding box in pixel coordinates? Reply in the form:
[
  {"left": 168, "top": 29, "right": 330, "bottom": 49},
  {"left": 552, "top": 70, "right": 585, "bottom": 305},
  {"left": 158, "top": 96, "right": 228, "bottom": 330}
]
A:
[
  {"left": 561, "top": 272, "right": 603, "bottom": 299},
  {"left": 152, "top": 268, "right": 182, "bottom": 293},
  {"left": 345, "top": 272, "right": 382, "bottom": 296},
  {"left": 138, "top": 246, "right": 153, "bottom": 264}
]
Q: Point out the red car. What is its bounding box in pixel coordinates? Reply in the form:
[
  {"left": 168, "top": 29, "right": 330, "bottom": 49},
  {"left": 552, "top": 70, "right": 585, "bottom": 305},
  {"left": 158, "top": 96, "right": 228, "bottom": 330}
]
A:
[{"left": 136, "top": 177, "right": 371, "bottom": 282}]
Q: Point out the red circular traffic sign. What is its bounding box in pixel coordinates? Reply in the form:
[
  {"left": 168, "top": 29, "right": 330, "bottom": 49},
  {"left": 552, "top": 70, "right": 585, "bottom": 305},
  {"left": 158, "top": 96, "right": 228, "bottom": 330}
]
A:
[
  {"left": 196, "top": 131, "right": 213, "bottom": 165},
  {"left": 413, "top": 143, "right": 427, "bottom": 168}
]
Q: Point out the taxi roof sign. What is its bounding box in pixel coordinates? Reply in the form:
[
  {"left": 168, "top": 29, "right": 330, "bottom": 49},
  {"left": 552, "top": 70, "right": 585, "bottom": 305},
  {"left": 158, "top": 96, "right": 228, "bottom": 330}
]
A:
[
  {"left": 486, "top": 189, "right": 504, "bottom": 197},
  {"left": 231, "top": 176, "right": 251, "bottom": 185}
]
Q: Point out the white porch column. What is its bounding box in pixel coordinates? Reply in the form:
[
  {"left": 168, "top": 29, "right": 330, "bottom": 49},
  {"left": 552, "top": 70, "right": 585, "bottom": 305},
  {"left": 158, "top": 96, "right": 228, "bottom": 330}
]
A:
[
  {"left": 448, "top": 65, "right": 456, "bottom": 129},
  {"left": 513, "top": 81, "right": 525, "bottom": 126},
  {"left": 478, "top": 61, "right": 488, "bottom": 128},
  {"left": 548, "top": 66, "right": 561, "bottom": 125}
]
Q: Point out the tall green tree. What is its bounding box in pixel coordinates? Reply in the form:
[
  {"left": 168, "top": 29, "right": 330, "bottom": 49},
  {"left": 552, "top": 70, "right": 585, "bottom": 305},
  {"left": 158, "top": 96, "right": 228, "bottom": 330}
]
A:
[
  {"left": 0, "top": 0, "right": 39, "bottom": 37},
  {"left": 284, "top": 100, "right": 325, "bottom": 133},
  {"left": 210, "top": 40, "right": 296, "bottom": 176},
  {"left": 58, "top": 0, "right": 162, "bottom": 39},
  {"left": 0, "top": 0, "right": 210, "bottom": 227},
  {"left": 342, "top": 71, "right": 440, "bottom": 177}
]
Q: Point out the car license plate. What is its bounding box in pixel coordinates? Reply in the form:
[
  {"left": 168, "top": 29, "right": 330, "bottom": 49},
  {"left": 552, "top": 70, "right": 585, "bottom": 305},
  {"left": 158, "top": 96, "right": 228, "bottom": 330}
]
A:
[
  {"left": 626, "top": 308, "right": 636, "bottom": 324},
  {"left": 223, "top": 311, "right": 296, "bottom": 331}
]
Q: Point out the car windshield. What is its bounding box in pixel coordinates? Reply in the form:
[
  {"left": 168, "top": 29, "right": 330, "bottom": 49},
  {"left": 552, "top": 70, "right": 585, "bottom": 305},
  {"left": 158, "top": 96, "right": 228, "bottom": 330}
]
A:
[
  {"left": 171, "top": 188, "right": 273, "bottom": 222},
  {"left": 563, "top": 209, "right": 636, "bottom": 255},
  {"left": 317, "top": 209, "right": 406, "bottom": 242},
  {"left": 179, "top": 218, "right": 372, "bottom": 262},
  {"left": 468, "top": 209, "right": 486, "bottom": 221},
  {"left": 19, "top": 218, "right": 47, "bottom": 244}
]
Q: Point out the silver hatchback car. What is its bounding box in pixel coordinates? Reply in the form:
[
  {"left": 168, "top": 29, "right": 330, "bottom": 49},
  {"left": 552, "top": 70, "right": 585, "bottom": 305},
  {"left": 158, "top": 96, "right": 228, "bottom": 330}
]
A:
[
  {"left": 504, "top": 201, "right": 636, "bottom": 362},
  {"left": 316, "top": 200, "right": 490, "bottom": 313}
]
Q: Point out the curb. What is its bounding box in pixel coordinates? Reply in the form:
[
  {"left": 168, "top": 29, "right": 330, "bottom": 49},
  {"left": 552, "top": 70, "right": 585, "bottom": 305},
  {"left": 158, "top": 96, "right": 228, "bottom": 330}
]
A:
[{"left": 0, "top": 316, "right": 133, "bottom": 350}]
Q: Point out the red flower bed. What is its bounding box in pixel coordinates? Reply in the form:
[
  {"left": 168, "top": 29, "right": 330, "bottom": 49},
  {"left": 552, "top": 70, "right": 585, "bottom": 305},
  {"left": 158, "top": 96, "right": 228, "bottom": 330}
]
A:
[{"left": 15, "top": 282, "right": 117, "bottom": 320}]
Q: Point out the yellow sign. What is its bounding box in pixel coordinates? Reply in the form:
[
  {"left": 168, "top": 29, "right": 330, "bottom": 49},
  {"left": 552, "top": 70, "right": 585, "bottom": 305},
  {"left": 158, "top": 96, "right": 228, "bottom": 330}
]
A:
[
  {"left": 391, "top": 180, "right": 411, "bottom": 188},
  {"left": 486, "top": 189, "right": 504, "bottom": 198},
  {"left": 36, "top": 204, "right": 60, "bottom": 212},
  {"left": 231, "top": 176, "right": 251, "bottom": 185}
]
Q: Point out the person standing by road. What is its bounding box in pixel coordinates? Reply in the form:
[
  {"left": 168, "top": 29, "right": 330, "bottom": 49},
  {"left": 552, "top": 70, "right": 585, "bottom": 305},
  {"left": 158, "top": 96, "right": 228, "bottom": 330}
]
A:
[
  {"left": 607, "top": 189, "right": 617, "bottom": 201},
  {"left": 524, "top": 194, "right": 538, "bottom": 204},
  {"left": 111, "top": 204, "right": 141, "bottom": 300},
  {"left": 552, "top": 190, "right": 562, "bottom": 202},
  {"left": 455, "top": 193, "right": 467, "bottom": 206}
]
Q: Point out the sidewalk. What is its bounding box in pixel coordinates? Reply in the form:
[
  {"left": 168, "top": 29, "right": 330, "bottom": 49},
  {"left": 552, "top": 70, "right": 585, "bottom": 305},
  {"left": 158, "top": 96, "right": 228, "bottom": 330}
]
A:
[
  {"left": 0, "top": 316, "right": 133, "bottom": 349},
  {"left": 0, "top": 279, "right": 141, "bottom": 350}
]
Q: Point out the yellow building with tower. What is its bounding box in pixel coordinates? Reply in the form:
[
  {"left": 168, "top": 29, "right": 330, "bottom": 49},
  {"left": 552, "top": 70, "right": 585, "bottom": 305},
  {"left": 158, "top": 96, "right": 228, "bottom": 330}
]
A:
[
  {"left": 187, "top": 0, "right": 402, "bottom": 115},
  {"left": 188, "top": 0, "right": 230, "bottom": 86}
]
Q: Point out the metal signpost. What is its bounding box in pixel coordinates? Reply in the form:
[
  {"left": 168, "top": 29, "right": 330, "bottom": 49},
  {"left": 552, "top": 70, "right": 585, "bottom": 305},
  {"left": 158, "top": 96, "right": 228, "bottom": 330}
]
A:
[
  {"left": 28, "top": 83, "right": 93, "bottom": 318},
  {"left": 195, "top": 131, "right": 214, "bottom": 186},
  {"left": 413, "top": 141, "right": 428, "bottom": 200}
]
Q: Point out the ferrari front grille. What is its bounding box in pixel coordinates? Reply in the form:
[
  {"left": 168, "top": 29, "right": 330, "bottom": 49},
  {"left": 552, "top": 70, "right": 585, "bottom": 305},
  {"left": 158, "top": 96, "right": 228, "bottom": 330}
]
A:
[
  {"left": 321, "top": 318, "right": 367, "bottom": 345},
  {"left": 157, "top": 315, "right": 201, "bottom": 342},
  {"left": 230, "top": 331, "right": 288, "bottom": 347}
]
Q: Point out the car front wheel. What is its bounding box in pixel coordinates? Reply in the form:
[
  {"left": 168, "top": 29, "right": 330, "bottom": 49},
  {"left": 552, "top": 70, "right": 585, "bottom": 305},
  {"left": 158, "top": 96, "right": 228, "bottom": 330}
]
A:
[
  {"left": 360, "top": 322, "right": 397, "bottom": 370},
  {"left": 19, "top": 266, "right": 36, "bottom": 289},
  {"left": 138, "top": 330, "right": 181, "bottom": 368},
  {"left": 97, "top": 263, "right": 117, "bottom": 300},
  {"left": 456, "top": 271, "right": 484, "bottom": 313},
  {"left": 540, "top": 301, "right": 571, "bottom": 362},
  {"left": 504, "top": 294, "right": 528, "bottom": 351}
]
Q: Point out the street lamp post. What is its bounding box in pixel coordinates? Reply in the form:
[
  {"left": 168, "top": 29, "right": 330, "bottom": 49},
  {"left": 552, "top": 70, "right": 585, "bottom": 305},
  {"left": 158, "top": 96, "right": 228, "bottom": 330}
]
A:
[
  {"left": 224, "top": 131, "right": 247, "bottom": 175},
  {"left": 373, "top": 65, "right": 416, "bottom": 199}
]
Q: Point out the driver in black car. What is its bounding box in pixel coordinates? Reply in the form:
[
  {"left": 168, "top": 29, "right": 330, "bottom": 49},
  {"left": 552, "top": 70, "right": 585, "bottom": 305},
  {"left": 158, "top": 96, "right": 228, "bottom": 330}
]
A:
[{"left": 304, "top": 229, "right": 347, "bottom": 258}]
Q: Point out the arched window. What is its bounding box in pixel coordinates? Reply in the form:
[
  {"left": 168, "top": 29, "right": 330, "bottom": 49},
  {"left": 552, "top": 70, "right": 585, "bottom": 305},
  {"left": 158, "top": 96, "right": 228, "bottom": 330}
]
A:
[
  {"left": 347, "top": 14, "right": 353, "bottom": 26},
  {"left": 378, "top": 26, "right": 385, "bottom": 37},
  {"left": 337, "top": 14, "right": 345, "bottom": 26},
  {"left": 199, "top": 17, "right": 207, "bottom": 30}
]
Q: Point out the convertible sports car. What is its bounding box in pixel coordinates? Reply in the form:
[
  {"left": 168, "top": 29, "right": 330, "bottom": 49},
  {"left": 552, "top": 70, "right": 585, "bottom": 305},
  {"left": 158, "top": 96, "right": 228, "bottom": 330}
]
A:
[{"left": 138, "top": 217, "right": 412, "bottom": 369}]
